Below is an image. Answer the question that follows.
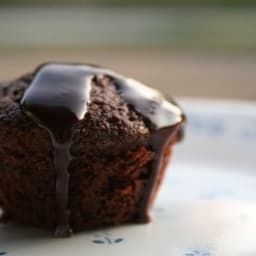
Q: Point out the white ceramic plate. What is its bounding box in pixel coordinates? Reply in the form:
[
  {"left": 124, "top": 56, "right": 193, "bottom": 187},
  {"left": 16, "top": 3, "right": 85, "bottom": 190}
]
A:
[{"left": 0, "top": 98, "right": 256, "bottom": 256}]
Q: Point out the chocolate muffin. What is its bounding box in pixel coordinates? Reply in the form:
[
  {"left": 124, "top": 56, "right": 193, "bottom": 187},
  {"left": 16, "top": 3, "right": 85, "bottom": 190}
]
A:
[{"left": 0, "top": 63, "right": 185, "bottom": 237}]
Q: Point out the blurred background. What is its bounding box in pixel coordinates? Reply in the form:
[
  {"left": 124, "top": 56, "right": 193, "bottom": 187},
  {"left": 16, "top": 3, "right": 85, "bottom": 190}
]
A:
[{"left": 0, "top": 0, "right": 255, "bottom": 100}]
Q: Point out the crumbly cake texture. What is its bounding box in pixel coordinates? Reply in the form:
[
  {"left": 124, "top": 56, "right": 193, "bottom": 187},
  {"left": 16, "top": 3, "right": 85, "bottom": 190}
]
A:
[{"left": 0, "top": 66, "right": 183, "bottom": 233}]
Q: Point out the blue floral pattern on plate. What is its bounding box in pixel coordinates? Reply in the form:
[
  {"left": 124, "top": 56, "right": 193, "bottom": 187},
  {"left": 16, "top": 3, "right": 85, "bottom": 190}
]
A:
[
  {"left": 92, "top": 232, "right": 124, "bottom": 245},
  {"left": 184, "top": 249, "right": 212, "bottom": 256},
  {"left": 186, "top": 111, "right": 256, "bottom": 141}
]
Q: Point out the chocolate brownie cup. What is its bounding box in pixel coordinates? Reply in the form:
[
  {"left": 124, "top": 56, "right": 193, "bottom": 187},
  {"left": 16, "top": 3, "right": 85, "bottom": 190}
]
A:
[{"left": 0, "top": 63, "right": 185, "bottom": 237}]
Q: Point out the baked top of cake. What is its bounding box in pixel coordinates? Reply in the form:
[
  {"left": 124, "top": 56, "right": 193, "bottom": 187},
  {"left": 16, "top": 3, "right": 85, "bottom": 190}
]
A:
[{"left": 0, "top": 63, "right": 185, "bottom": 237}]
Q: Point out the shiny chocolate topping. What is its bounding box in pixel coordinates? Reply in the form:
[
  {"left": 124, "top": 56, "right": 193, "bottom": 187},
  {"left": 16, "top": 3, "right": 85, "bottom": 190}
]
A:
[{"left": 21, "top": 63, "right": 184, "bottom": 236}]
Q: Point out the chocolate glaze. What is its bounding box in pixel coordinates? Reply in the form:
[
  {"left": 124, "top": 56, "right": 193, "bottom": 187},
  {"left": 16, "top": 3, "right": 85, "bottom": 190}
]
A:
[{"left": 20, "top": 63, "right": 184, "bottom": 236}]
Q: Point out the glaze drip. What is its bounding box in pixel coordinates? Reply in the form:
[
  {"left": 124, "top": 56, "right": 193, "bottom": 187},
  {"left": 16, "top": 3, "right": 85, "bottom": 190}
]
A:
[
  {"left": 21, "top": 63, "right": 184, "bottom": 236},
  {"left": 21, "top": 64, "right": 93, "bottom": 236}
]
